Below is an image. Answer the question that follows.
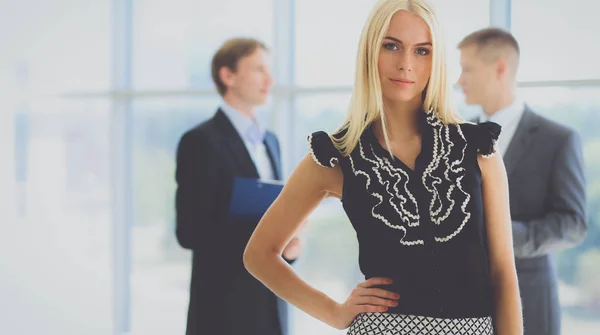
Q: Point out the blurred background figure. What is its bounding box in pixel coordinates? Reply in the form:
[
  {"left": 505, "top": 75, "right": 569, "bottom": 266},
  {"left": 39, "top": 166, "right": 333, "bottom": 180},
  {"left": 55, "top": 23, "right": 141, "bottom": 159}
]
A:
[
  {"left": 0, "top": 0, "right": 598, "bottom": 335},
  {"left": 175, "top": 37, "right": 301, "bottom": 335},
  {"left": 458, "top": 27, "right": 587, "bottom": 335}
]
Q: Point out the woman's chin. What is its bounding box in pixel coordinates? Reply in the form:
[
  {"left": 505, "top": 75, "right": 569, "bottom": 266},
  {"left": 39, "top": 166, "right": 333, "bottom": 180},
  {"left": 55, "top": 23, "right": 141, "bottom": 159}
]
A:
[{"left": 383, "top": 92, "right": 421, "bottom": 104}]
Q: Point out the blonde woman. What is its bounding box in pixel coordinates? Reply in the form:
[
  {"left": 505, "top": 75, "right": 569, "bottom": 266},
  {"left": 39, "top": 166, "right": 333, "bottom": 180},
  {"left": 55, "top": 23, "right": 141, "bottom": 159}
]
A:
[{"left": 244, "top": 0, "right": 522, "bottom": 334}]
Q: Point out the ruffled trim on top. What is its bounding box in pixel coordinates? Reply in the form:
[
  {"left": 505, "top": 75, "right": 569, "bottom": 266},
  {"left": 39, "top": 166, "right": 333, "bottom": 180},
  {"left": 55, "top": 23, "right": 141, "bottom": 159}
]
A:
[
  {"left": 307, "top": 131, "right": 341, "bottom": 168},
  {"left": 475, "top": 122, "right": 502, "bottom": 158}
]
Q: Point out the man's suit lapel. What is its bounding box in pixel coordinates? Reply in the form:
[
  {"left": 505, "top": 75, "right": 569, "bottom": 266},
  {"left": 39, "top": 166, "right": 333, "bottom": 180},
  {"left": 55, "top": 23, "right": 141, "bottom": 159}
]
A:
[
  {"left": 503, "top": 106, "right": 539, "bottom": 178},
  {"left": 215, "top": 109, "right": 260, "bottom": 178},
  {"left": 264, "top": 133, "right": 282, "bottom": 181}
]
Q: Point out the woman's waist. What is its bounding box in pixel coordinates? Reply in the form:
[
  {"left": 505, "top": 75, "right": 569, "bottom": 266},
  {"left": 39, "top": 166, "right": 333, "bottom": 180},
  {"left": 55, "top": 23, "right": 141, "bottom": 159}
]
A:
[
  {"left": 364, "top": 269, "right": 491, "bottom": 289},
  {"left": 365, "top": 276, "right": 494, "bottom": 317}
]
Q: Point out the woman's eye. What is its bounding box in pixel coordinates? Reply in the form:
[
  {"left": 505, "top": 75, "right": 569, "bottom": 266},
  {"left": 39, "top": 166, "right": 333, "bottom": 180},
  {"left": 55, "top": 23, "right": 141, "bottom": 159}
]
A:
[
  {"left": 416, "top": 48, "right": 430, "bottom": 56},
  {"left": 384, "top": 43, "right": 398, "bottom": 51}
]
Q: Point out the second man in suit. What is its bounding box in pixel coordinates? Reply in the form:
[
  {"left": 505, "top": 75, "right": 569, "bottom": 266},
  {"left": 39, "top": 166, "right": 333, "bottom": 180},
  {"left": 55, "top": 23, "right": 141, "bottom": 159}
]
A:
[
  {"left": 175, "top": 37, "right": 302, "bottom": 335},
  {"left": 457, "top": 28, "right": 587, "bottom": 335}
]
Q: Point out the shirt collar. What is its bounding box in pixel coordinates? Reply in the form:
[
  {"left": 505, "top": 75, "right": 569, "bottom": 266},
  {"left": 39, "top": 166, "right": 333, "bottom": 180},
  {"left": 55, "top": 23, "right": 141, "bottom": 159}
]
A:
[
  {"left": 480, "top": 99, "right": 525, "bottom": 127},
  {"left": 220, "top": 100, "right": 265, "bottom": 145}
]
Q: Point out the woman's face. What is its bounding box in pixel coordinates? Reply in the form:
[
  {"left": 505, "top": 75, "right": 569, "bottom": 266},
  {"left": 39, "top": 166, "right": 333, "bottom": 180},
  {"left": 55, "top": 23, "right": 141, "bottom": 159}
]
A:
[{"left": 377, "top": 11, "right": 433, "bottom": 106}]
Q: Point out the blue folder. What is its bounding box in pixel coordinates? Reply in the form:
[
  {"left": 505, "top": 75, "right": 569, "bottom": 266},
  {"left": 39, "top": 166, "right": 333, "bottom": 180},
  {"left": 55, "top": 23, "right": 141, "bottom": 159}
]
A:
[{"left": 228, "top": 177, "right": 284, "bottom": 221}]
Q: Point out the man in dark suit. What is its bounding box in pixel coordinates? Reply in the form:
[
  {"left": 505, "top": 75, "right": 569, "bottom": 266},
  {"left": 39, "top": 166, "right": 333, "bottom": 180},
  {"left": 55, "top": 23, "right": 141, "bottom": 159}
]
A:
[
  {"left": 458, "top": 28, "right": 587, "bottom": 335},
  {"left": 175, "top": 37, "right": 302, "bottom": 335}
]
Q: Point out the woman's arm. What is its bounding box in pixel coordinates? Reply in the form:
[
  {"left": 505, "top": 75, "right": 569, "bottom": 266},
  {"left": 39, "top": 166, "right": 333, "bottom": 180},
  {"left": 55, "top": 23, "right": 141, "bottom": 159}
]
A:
[
  {"left": 244, "top": 155, "right": 399, "bottom": 329},
  {"left": 479, "top": 153, "right": 523, "bottom": 335}
]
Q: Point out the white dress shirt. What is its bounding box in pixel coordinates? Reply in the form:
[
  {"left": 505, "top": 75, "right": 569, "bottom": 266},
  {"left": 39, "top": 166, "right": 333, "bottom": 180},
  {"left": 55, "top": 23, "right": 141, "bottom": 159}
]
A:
[
  {"left": 220, "top": 101, "right": 275, "bottom": 180},
  {"left": 479, "top": 100, "right": 526, "bottom": 157}
]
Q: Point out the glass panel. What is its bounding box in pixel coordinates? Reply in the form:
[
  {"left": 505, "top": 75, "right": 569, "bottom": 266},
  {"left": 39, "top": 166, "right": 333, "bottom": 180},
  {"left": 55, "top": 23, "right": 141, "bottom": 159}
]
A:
[
  {"left": 0, "top": 0, "right": 111, "bottom": 94},
  {"left": 429, "top": 0, "right": 490, "bottom": 84},
  {"left": 512, "top": 0, "right": 600, "bottom": 81},
  {"left": 4, "top": 97, "right": 112, "bottom": 335},
  {"left": 294, "top": 0, "right": 377, "bottom": 87},
  {"left": 0, "top": 1, "right": 112, "bottom": 333},
  {"left": 132, "top": 0, "right": 274, "bottom": 90}
]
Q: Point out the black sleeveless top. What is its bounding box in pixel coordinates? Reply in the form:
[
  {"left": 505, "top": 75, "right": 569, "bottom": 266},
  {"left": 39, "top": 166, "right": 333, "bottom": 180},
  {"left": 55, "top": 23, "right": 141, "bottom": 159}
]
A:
[{"left": 308, "top": 110, "right": 502, "bottom": 319}]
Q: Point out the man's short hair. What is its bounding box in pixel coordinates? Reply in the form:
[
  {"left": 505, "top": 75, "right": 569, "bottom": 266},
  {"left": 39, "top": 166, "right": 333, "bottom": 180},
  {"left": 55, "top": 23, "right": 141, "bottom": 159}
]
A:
[
  {"left": 458, "top": 27, "right": 520, "bottom": 66},
  {"left": 211, "top": 37, "right": 268, "bottom": 96}
]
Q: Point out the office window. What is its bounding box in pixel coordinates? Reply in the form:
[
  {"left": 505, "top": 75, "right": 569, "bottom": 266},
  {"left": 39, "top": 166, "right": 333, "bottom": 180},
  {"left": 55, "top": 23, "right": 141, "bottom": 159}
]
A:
[
  {"left": 294, "top": 0, "right": 377, "bottom": 87},
  {"left": 133, "top": 0, "right": 274, "bottom": 90},
  {"left": 428, "top": 0, "right": 489, "bottom": 84},
  {"left": 512, "top": 0, "right": 600, "bottom": 81},
  {"left": 7, "top": 98, "right": 113, "bottom": 335},
  {"left": 0, "top": 1, "right": 110, "bottom": 94},
  {"left": 1, "top": 1, "right": 112, "bottom": 333}
]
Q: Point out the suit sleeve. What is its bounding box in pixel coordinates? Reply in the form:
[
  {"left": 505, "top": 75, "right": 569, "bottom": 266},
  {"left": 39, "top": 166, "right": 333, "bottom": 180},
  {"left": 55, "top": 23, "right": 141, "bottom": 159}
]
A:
[
  {"left": 175, "top": 130, "right": 221, "bottom": 251},
  {"left": 512, "top": 131, "right": 588, "bottom": 258},
  {"left": 176, "top": 130, "right": 292, "bottom": 274}
]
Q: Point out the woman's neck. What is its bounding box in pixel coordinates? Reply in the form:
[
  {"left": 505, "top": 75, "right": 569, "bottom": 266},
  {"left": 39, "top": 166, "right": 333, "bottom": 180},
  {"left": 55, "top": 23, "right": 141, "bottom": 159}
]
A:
[{"left": 375, "top": 98, "right": 423, "bottom": 141}]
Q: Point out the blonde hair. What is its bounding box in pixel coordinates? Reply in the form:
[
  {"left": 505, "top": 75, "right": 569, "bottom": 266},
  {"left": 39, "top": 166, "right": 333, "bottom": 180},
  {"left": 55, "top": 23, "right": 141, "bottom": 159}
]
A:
[{"left": 333, "top": 0, "right": 461, "bottom": 156}]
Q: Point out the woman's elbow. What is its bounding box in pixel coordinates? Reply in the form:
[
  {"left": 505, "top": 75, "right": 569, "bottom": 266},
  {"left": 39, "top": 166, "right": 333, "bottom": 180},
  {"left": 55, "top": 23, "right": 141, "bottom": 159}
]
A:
[
  {"left": 244, "top": 238, "right": 282, "bottom": 279},
  {"left": 243, "top": 241, "right": 260, "bottom": 274}
]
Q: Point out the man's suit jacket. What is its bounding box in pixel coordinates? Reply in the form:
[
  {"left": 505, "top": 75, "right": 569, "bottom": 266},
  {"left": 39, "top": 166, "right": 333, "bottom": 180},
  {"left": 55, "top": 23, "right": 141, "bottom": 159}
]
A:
[
  {"left": 175, "top": 109, "right": 290, "bottom": 335},
  {"left": 479, "top": 106, "right": 587, "bottom": 335}
]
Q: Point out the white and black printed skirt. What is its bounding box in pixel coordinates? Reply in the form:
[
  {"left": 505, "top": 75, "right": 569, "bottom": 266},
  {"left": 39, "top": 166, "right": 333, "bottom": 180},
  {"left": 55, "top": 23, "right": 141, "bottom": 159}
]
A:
[{"left": 347, "top": 313, "right": 494, "bottom": 335}]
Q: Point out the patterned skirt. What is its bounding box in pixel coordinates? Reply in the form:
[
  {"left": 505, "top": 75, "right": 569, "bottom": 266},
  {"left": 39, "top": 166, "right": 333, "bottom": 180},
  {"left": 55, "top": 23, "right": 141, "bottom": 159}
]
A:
[{"left": 347, "top": 313, "right": 494, "bottom": 335}]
